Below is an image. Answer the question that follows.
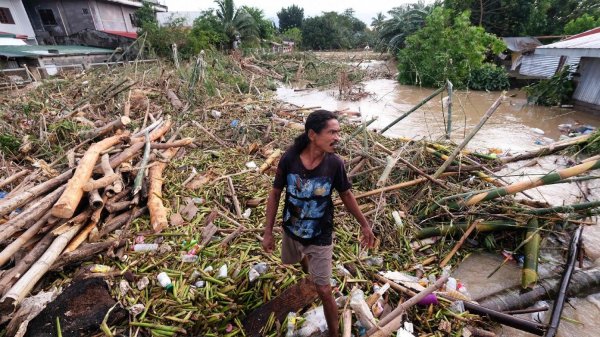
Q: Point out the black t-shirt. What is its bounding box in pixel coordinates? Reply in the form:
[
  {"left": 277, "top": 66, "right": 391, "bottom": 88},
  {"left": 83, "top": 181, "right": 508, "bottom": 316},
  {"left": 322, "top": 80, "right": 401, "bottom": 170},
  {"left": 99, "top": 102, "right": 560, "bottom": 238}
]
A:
[{"left": 273, "top": 149, "right": 352, "bottom": 246}]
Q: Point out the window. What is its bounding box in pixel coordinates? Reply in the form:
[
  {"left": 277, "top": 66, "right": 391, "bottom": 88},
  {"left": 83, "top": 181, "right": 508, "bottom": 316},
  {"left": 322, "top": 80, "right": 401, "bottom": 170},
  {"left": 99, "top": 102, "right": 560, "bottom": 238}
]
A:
[
  {"left": 82, "top": 8, "right": 89, "bottom": 15},
  {"left": 0, "top": 7, "right": 15, "bottom": 24},
  {"left": 39, "top": 9, "right": 57, "bottom": 26},
  {"left": 129, "top": 13, "right": 138, "bottom": 27}
]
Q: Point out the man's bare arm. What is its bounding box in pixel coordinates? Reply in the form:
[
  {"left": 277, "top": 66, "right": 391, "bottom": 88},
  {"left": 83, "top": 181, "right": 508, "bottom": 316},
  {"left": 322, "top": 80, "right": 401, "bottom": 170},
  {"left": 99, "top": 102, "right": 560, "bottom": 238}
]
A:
[
  {"left": 262, "top": 187, "right": 282, "bottom": 253},
  {"left": 339, "top": 189, "right": 375, "bottom": 247}
]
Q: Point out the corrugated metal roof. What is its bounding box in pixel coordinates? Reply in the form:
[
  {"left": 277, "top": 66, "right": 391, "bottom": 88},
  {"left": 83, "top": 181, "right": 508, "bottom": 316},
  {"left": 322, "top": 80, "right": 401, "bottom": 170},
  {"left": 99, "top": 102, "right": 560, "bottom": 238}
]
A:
[
  {"left": 0, "top": 45, "right": 114, "bottom": 58},
  {"left": 573, "top": 58, "right": 600, "bottom": 106},
  {"left": 536, "top": 28, "right": 600, "bottom": 57},
  {"left": 102, "top": 30, "right": 138, "bottom": 39},
  {"left": 519, "top": 54, "right": 560, "bottom": 78},
  {"left": 502, "top": 37, "right": 542, "bottom": 52}
]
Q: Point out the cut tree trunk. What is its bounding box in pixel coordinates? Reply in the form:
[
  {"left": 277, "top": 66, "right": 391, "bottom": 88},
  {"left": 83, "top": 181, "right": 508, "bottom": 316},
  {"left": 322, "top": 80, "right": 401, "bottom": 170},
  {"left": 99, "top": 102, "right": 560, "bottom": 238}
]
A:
[
  {"left": 52, "top": 133, "right": 129, "bottom": 219},
  {"left": 78, "top": 116, "right": 131, "bottom": 140},
  {"left": 148, "top": 147, "right": 179, "bottom": 232}
]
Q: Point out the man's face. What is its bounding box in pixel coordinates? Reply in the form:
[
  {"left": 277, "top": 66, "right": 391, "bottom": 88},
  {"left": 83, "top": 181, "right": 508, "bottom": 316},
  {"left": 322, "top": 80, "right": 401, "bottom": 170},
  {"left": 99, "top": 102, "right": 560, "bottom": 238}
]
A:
[{"left": 309, "top": 119, "right": 341, "bottom": 153}]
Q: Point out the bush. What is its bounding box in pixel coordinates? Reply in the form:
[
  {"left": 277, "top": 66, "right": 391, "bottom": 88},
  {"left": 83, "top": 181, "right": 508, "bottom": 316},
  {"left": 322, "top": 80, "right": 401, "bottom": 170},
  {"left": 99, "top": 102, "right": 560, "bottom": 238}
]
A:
[
  {"left": 524, "top": 66, "right": 574, "bottom": 106},
  {"left": 468, "top": 64, "right": 509, "bottom": 91}
]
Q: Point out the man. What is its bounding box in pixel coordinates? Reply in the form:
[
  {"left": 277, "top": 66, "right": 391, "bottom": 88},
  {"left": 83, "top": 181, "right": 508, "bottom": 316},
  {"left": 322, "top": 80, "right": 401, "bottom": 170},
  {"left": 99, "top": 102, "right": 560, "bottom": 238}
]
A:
[{"left": 262, "top": 110, "right": 375, "bottom": 337}]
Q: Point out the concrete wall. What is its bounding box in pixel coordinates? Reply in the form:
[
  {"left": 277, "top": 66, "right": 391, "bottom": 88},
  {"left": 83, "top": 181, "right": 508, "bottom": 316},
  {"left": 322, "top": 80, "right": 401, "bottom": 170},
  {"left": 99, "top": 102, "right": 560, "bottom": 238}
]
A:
[
  {"left": 93, "top": 0, "right": 137, "bottom": 33},
  {"left": 0, "top": 0, "right": 36, "bottom": 42},
  {"left": 24, "top": 0, "right": 139, "bottom": 45}
]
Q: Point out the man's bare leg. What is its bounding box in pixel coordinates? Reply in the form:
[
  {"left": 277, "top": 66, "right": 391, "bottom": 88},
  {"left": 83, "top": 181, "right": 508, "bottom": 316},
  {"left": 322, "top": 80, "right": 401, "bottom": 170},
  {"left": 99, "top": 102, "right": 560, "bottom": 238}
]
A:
[
  {"left": 300, "top": 255, "right": 309, "bottom": 274},
  {"left": 315, "top": 283, "right": 338, "bottom": 337}
]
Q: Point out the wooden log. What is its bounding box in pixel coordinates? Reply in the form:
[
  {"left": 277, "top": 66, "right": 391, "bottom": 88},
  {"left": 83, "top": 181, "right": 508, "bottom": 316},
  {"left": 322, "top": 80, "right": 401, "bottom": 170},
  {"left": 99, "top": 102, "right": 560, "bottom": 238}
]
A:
[
  {"left": 219, "top": 214, "right": 245, "bottom": 248},
  {"left": 148, "top": 147, "right": 179, "bottom": 233},
  {"left": 259, "top": 149, "right": 282, "bottom": 174},
  {"left": 242, "top": 277, "right": 318, "bottom": 337},
  {"left": 150, "top": 138, "right": 194, "bottom": 149},
  {"left": 52, "top": 133, "right": 129, "bottom": 219},
  {"left": 0, "top": 170, "right": 73, "bottom": 218},
  {"left": 92, "top": 142, "right": 144, "bottom": 175},
  {"left": 130, "top": 119, "right": 172, "bottom": 144},
  {"left": 100, "top": 153, "right": 121, "bottom": 196},
  {"left": 87, "top": 189, "right": 104, "bottom": 210},
  {"left": 105, "top": 200, "right": 132, "bottom": 213},
  {"left": 78, "top": 116, "right": 131, "bottom": 140},
  {"left": 0, "top": 210, "right": 90, "bottom": 315},
  {"left": 0, "top": 212, "right": 51, "bottom": 267},
  {"left": 166, "top": 89, "right": 183, "bottom": 110},
  {"left": 64, "top": 193, "right": 108, "bottom": 253},
  {"left": 0, "top": 170, "right": 29, "bottom": 190},
  {"left": 226, "top": 177, "right": 243, "bottom": 218},
  {"left": 51, "top": 240, "right": 126, "bottom": 271},
  {"left": 0, "top": 186, "right": 65, "bottom": 244},
  {"left": 416, "top": 221, "right": 518, "bottom": 239},
  {"left": 82, "top": 174, "right": 120, "bottom": 192},
  {"left": 98, "top": 207, "right": 147, "bottom": 238}
]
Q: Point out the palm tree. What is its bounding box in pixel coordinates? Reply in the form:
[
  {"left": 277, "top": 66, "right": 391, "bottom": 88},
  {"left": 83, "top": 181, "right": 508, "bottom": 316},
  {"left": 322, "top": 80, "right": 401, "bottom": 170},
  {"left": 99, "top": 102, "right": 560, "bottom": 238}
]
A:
[
  {"left": 371, "top": 12, "right": 386, "bottom": 31},
  {"left": 214, "top": 0, "right": 258, "bottom": 49},
  {"left": 377, "top": 2, "right": 432, "bottom": 54}
]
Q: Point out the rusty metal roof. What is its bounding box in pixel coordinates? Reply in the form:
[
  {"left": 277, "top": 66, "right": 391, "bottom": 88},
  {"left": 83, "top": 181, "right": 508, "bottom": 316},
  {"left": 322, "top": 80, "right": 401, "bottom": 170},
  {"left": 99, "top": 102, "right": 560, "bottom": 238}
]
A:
[{"left": 502, "top": 37, "right": 542, "bottom": 52}]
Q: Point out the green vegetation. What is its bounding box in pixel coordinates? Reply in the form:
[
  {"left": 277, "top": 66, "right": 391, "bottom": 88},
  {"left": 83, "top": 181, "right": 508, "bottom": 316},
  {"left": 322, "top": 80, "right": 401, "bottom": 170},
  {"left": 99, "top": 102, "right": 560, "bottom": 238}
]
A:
[
  {"left": 376, "top": 3, "right": 432, "bottom": 53},
  {"left": 397, "top": 8, "right": 506, "bottom": 88},
  {"left": 564, "top": 14, "right": 600, "bottom": 35},
  {"left": 277, "top": 5, "right": 304, "bottom": 32},
  {"left": 524, "top": 66, "right": 574, "bottom": 106},
  {"left": 468, "top": 64, "right": 510, "bottom": 91}
]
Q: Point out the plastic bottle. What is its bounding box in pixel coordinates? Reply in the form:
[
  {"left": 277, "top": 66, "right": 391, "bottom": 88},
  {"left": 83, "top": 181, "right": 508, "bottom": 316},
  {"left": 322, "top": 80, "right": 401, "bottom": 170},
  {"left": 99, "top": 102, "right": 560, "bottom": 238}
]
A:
[
  {"left": 157, "top": 272, "right": 173, "bottom": 292},
  {"left": 133, "top": 243, "right": 158, "bottom": 252},
  {"left": 181, "top": 254, "right": 198, "bottom": 263},
  {"left": 285, "top": 312, "right": 296, "bottom": 337}
]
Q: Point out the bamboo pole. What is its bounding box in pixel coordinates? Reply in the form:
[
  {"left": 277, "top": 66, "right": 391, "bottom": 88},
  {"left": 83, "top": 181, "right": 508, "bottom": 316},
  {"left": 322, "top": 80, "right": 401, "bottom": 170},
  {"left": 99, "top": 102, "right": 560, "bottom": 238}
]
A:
[
  {"left": 64, "top": 193, "right": 108, "bottom": 253},
  {"left": 546, "top": 226, "right": 583, "bottom": 337},
  {"left": 522, "top": 218, "right": 541, "bottom": 289},
  {"left": 366, "top": 275, "right": 449, "bottom": 337},
  {"left": 445, "top": 80, "right": 453, "bottom": 139},
  {"left": 439, "top": 219, "right": 482, "bottom": 268},
  {"left": 523, "top": 200, "right": 600, "bottom": 215},
  {"left": 334, "top": 172, "right": 457, "bottom": 206},
  {"left": 432, "top": 96, "right": 502, "bottom": 179},
  {"left": 379, "top": 86, "right": 446, "bottom": 134},
  {"left": 52, "top": 133, "right": 128, "bottom": 219},
  {"left": 131, "top": 119, "right": 172, "bottom": 144},
  {"left": 342, "top": 309, "right": 352, "bottom": 337},
  {"left": 87, "top": 189, "right": 104, "bottom": 209},
  {"left": 52, "top": 240, "right": 125, "bottom": 271},
  {"left": 439, "top": 159, "right": 600, "bottom": 211},
  {"left": 192, "top": 121, "right": 228, "bottom": 147},
  {"left": 416, "top": 221, "right": 518, "bottom": 239},
  {"left": 227, "top": 177, "right": 243, "bottom": 218},
  {"left": 501, "top": 134, "right": 592, "bottom": 164},
  {"left": 0, "top": 213, "right": 89, "bottom": 315}
]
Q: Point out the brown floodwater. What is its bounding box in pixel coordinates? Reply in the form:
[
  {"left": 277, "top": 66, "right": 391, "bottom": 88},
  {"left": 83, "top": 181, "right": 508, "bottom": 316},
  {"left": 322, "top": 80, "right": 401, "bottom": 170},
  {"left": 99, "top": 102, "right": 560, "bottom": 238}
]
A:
[{"left": 278, "top": 77, "right": 600, "bottom": 337}]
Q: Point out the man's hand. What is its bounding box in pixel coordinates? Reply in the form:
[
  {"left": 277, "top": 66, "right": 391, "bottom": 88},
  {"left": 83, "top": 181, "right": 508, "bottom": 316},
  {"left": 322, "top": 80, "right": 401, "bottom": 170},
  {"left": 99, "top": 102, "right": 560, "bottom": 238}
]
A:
[
  {"left": 262, "top": 231, "right": 275, "bottom": 253},
  {"left": 360, "top": 225, "right": 375, "bottom": 248}
]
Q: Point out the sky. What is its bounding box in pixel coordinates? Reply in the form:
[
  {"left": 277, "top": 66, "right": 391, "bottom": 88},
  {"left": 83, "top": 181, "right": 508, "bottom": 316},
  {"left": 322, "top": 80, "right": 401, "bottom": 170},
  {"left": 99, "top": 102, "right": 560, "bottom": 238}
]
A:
[{"left": 162, "top": 0, "right": 432, "bottom": 27}]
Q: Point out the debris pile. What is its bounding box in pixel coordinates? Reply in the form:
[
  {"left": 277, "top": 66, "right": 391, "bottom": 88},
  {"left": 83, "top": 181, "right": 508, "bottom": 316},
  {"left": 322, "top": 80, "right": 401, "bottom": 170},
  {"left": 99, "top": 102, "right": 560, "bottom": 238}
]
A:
[{"left": 0, "top": 52, "right": 598, "bottom": 337}]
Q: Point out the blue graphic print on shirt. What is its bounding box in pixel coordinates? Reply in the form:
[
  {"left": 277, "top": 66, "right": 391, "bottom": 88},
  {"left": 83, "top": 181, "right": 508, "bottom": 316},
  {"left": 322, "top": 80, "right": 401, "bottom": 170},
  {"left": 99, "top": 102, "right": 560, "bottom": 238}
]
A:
[{"left": 283, "top": 174, "right": 332, "bottom": 239}]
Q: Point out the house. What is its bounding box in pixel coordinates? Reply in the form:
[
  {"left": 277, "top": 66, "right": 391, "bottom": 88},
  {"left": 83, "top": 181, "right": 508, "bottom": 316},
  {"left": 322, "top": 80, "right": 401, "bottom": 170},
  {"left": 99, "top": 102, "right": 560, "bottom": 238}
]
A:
[
  {"left": 0, "top": 0, "right": 36, "bottom": 44},
  {"left": 535, "top": 27, "right": 600, "bottom": 113},
  {"left": 21, "top": 0, "right": 167, "bottom": 45}
]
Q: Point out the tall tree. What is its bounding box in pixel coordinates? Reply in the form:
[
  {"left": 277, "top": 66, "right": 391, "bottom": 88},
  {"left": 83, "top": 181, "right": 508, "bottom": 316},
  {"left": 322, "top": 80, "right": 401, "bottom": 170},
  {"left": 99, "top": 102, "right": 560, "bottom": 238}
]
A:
[
  {"left": 214, "top": 0, "right": 258, "bottom": 48},
  {"left": 243, "top": 6, "right": 276, "bottom": 40},
  {"left": 377, "top": 2, "right": 432, "bottom": 53},
  {"left": 371, "top": 12, "right": 386, "bottom": 31},
  {"left": 302, "top": 11, "right": 369, "bottom": 50},
  {"left": 564, "top": 14, "right": 600, "bottom": 35},
  {"left": 277, "top": 5, "right": 304, "bottom": 32}
]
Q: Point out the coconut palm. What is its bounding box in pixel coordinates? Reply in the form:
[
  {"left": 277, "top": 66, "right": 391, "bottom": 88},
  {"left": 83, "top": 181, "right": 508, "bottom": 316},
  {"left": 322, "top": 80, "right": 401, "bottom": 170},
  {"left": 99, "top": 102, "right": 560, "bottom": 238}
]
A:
[
  {"left": 214, "top": 0, "right": 258, "bottom": 48},
  {"left": 377, "top": 2, "right": 432, "bottom": 53},
  {"left": 371, "top": 12, "right": 386, "bottom": 31}
]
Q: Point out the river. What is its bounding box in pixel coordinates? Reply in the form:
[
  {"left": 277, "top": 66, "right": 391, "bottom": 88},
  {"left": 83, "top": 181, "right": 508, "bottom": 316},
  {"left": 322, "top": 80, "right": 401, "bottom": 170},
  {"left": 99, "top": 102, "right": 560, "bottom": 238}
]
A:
[{"left": 277, "top": 60, "right": 600, "bottom": 336}]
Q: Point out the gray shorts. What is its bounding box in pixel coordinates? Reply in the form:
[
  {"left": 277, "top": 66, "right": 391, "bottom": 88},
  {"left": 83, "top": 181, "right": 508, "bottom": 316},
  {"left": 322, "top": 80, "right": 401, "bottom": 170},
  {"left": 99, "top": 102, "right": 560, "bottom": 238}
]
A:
[{"left": 281, "top": 231, "right": 333, "bottom": 286}]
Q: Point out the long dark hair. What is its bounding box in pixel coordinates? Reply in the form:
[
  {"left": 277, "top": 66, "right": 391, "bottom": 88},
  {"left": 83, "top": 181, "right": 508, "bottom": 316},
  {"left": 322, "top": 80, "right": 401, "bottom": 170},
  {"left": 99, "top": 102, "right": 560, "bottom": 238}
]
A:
[{"left": 290, "top": 109, "right": 337, "bottom": 154}]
